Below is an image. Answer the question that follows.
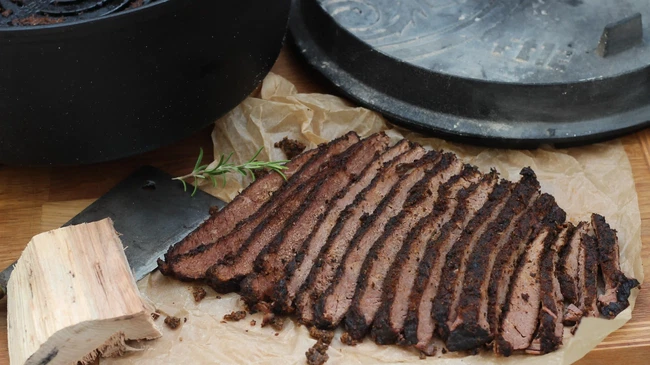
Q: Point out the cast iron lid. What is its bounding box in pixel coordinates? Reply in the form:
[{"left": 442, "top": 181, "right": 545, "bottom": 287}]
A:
[{"left": 290, "top": 0, "right": 650, "bottom": 148}]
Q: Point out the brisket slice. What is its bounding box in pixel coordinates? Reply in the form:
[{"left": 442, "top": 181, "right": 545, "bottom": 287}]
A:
[
  {"left": 159, "top": 132, "right": 360, "bottom": 281},
  {"left": 431, "top": 179, "right": 514, "bottom": 341},
  {"left": 370, "top": 165, "right": 482, "bottom": 345},
  {"left": 161, "top": 147, "right": 318, "bottom": 261},
  {"left": 447, "top": 168, "right": 541, "bottom": 352},
  {"left": 206, "top": 133, "right": 390, "bottom": 292},
  {"left": 494, "top": 205, "right": 566, "bottom": 356},
  {"left": 581, "top": 232, "right": 600, "bottom": 318},
  {"left": 238, "top": 134, "right": 393, "bottom": 306},
  {"left": 591, "top": 214, "right": 640, "bottom": 318},
  {"left": 486, "top": 194, "right": 557, "bottom": 341},
  {"left": 344, "top": 153, "right": 464, "bottom": 340},
  {"left": 557, "top": 222, "right": 585, "bottom": 308},
  {"left": 526, "top": 224, "right": 571, "bottom": 355},
  {"left": 272, "top": 139, "right": 416, "bottom": 314},
  {"left": 312, "top": 150, "right": 444, "bottom": 329},
  {"left": 295, "top": 146, "right": 428, "bottom": 324},
  {"left": 403, "top": 172, "right": 499, "bottom": 355}
]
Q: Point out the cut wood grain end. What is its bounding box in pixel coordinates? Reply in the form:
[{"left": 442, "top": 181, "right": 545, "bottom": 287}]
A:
[{"left": 7, "top": 218, "right": 162, "bottom": 365}]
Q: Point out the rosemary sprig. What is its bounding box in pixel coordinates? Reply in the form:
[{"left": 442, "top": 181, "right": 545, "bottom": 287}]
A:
[{"left": 173, "top": 147, "right": 289, "bottom": 196}]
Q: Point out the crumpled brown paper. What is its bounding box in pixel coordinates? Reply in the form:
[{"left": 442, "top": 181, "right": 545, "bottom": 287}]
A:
[{"left": 104, "top": 73, "right": 643, "bottom": 365}]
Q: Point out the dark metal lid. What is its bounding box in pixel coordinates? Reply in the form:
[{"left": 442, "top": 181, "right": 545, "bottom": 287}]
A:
[{"left": 290, "top": 0, "right": 650, "bottom": 147}]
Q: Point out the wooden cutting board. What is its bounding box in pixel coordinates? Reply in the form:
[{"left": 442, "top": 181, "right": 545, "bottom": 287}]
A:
[{"left": 1, "top": 47, "right": 649, "bottom": 364}]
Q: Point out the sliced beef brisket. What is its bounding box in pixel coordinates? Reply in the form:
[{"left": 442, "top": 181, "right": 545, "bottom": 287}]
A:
[
  {"left": 494, "top": 205, "right": 566, "bottom": 356},
  {"left": 370, "top": 165, "right": 482, "bottom": 345},
  {"left": 238, "top": 134, "right": 392, "bottom": 306},
  {"left": 403, "top": 172, "right": 499, "bottom": 355},
  {"left": 206, "top": 134, "right": 389, "bottom": 292},
  {"left": 581, "top": 232, "right": 600, "bottom": 318},
  {"left": 447, "top": 168, "right": 540, "bottom": 352},
  {"left": 557, "top": 222, "right": 584, "bottom": 309},
  {"left": 272, "top": 139, "right": 415, "bottom": 314},
  {"left": 526, "top": 224, "right": 571, "bottom": 355},
  {"left": 294, "top": 146, "right": 428, "bottom": 324},
  {"left": 344, "top": 153, "right": 465, "bottom": 340},
  {"left": 430, "top": 179, "right": 514, "bottom": 341},
  {"left": 591, "top": 214, "right": 640, "bottom": 318},
  {"left": 161, "top": 147, "right": 318, "bottom": 261},
  {"left": 159, "top": 132, "right": 360, "bottom": 281},
  {"left": 313, "top": 151, "right": 443, "bottom": 329},
  {"left": 486, "top": 194, "right": 557, "bottom": 340}
]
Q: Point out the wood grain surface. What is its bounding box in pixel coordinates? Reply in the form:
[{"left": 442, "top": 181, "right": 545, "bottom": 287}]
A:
[{"left": 1, "top": 46, "right": 649, "bottom": 364}]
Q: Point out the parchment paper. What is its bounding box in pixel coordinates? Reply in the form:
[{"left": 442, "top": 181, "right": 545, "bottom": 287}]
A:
[{"left": 104, "top": 73, "right": 643, "bottom": 365}]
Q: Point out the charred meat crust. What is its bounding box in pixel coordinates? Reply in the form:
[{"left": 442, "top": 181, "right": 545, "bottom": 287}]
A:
[
  {"left": 591, "top": 214, "right": 640, "bottom": 318},
  {"left": 294, "top": 146, "right": 428, "bottom": 324},
  {"left": 159, "top": 132, "right": 360, "bottom": 281},
  {"left": 370, "top": 165, "right": 482, "bottom": 345},
  {"left": 207, "top": 134, "right": 388, "bottom": 293},
  {"left": 238, "top": 134, "right": 390, "bottom": 306},
  {"left": 344, "top": 153, "right": 463, "bottom": 340},
  {"left": 313, "top": 151, "right": 443, "bottom": 329},
  {"left": 431, "top": 179, "right": 514, "bottom": 341},
  {"left": 446, "top": 167, "right": 540, "bottom": 352},
  {"left": 272, "top": 140, "right": 416, "bottom": 314},
  {"left": 160, "top": 147, "right": 318, "bottom": 262}
]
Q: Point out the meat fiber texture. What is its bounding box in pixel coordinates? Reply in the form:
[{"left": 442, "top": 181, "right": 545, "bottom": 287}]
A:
[{"left": 102, "top": 73, "right": 643, "bottom": 365}]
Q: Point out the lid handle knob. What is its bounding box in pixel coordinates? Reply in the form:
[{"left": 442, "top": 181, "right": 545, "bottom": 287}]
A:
[{"left": 597, "top": 13, "right": 643, "bottom": 57}]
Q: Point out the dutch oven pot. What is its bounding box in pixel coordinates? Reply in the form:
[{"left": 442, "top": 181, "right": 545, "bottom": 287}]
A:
[{"left": 0, "top": 0, "right": 290, "bottom": 165}]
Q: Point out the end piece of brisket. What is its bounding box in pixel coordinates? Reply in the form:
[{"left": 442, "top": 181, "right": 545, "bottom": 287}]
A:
[
  {"left": 591, "top": 214, "right": 640, "bottom": 318},
  {"left": 159, "top": 132, "right": 361, "bottom": 282},
  {"left": 207, "top": 133, "right": 389, "bottom": 293}
]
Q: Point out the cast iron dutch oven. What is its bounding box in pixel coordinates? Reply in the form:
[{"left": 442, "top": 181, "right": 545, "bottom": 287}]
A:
[{"left": 0, "top": 0, "right": 290, "bottom": 165}]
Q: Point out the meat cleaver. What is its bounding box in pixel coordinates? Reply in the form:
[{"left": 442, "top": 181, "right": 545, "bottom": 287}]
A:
[{"left": 0, "top": 165, "right": 225, "bottom": 298}]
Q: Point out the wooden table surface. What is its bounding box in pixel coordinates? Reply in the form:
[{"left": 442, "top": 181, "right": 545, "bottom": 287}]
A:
[{"left": 1, "top": 46, "right": 649, "bottom": 364}]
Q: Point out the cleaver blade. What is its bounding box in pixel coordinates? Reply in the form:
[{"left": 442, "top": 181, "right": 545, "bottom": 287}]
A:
[{"left": 0, "top": 165, "right": 225, "bottom": 298}]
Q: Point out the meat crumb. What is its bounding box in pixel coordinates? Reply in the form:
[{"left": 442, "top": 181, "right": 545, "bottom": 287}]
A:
[
  {"left": 216, "top": 295, "right": 222, "bottom": 299},
  {"left": 275, "top": 333, "right": 279, "bottom": 336},
  {"left": 223, "top": 311, "right": 247, "bottom": 322},
  {"left": 164, "top": 316, "right": 182, "bottom": 330},
  {"left": 305, "top": 347, "right": 329, "bottom": 365},
  {"left": 309, "top": 327, "right": 334, "bottom": 344},
  {"left": 419, "top": 352, "right": 427, "bottom": 359},
  {"left": 191, "top": 286, "right": 207, "bottom": 302},
  {"left": 1, "top": 9, "right": 13, "bottom": 18},
  {"left": 184, "top": 318, "right": 187, "bottom": 323},
  {"left": 220, "top": 320, "right": 227, "bottom": 324},
  {"left": 179, "top": 337, "right": 183, "bottom": 342},
  {"left": 275, "top": 137, "right": 306, "bottom": 159},
  {"left": 339, "top": 332, "right": 358, "bottom": 346},
  {"left": 151, "top": 311, "right": 160, "bottom": 320},
  {"left": 441, "top": 348, "right": 448, "bottom": 354},
  {"left": 250, "top": 319, "right": 257, "bottom": 326}
]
